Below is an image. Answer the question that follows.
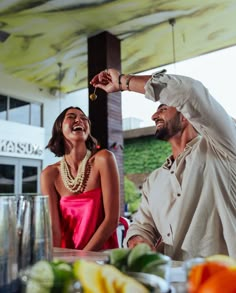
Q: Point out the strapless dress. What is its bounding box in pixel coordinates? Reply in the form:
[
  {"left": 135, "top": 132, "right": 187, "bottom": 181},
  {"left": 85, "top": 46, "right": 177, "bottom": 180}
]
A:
[{"left": 59, "top": 187, "right": 119, "bottom": 250}]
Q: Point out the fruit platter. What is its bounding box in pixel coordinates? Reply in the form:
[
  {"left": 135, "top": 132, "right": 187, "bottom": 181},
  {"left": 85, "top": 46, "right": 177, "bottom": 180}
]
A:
[
  {"left": 20, "top": 243, "right": 171, "bottom": 293},
  {"left": 20, "top": 244, "right": 236, "bottom": 293}
]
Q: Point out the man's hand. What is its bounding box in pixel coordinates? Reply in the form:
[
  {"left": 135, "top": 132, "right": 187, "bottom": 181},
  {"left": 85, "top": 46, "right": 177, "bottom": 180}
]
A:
[
  {"left": 90, "top": 68, "right": 120, "bottom": 93},
  {"left": 127, "top": 235, "right": 156, "bottom": 251}
]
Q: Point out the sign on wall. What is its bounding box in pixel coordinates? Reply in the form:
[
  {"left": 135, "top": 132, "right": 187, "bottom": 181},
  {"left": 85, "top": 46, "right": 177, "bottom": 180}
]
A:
[
  {"left": 0, "top": 139, "right": 43, "bottom": 157},
  {"left": 0, "top": 120, "right": 45, "bottom": 159}
]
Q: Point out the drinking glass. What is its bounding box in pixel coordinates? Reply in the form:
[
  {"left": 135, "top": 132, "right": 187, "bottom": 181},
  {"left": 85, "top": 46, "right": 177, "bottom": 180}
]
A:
[
  {"left": 183, "top": 257, "right": 205, "bottom": 277},
  {"left": 17, "top": 194, "right": 53, "bottom": 271},
  {"left": 0, "top": 196, "right": 18, "bottom": 293}
]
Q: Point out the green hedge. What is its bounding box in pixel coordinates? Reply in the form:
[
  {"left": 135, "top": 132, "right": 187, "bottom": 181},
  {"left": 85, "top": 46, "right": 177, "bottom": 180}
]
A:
[{"left": 124, "top": 136, "right": 171, "bottom": 174}]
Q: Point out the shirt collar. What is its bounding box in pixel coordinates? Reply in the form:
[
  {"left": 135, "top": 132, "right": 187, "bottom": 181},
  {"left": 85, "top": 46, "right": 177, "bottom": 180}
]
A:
[{"left": 162, "top": 135, "right": 201, "bottom": 170}]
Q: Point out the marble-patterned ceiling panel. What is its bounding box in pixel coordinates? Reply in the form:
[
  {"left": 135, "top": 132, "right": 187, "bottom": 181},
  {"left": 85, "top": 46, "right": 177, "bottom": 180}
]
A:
[{"left": 0, "top": 0, "right": 235, "bottom": 93}]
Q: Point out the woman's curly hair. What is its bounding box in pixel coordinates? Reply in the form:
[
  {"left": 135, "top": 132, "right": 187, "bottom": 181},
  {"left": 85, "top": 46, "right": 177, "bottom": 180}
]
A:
[{"left": 46, "top": 106, "right": 97, "bottom": 157}]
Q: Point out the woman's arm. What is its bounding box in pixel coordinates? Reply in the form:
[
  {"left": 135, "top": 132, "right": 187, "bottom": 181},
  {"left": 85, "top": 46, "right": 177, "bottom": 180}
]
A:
[
  {"left": 40, "top": 166, "right": 62, "bottom": 247},
  {"left": 83, "top": 149, "right": 120, "bottom": 251}
]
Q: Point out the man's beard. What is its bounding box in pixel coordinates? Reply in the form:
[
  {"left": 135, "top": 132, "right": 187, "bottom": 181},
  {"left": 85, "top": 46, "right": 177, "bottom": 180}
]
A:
[{"left": 155, "top": 112, "right": 182, "bottom": 141}]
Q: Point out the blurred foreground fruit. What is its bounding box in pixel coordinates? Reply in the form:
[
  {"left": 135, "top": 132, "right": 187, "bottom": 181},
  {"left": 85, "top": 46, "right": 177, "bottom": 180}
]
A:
[
  {"left": 109, "top": 247, "right": 131, "bottom": 270},
  {"left": 25, "top": 260, "right": 74, "bottom": 293},
  {"left": 128, "top": 252, "right": 162, "bottom": 272},
  {"left": 28, "top": 260, "right": 54, "bottom": 289},
  {"left": 127, "top": 243, "right": 152, "bottom": 267},
  {"left": 187, "top": 254, "right": 236, "bottom": 293},
  {"left": 73, "top": 259, "right": 149, "bottom": 293},
  {"left": 198, "top": 269, "right": 236, "bottom": 293},
  {"left": 109, "top": 243, "right": 170, "bottom": 282},
  {"left": 188, "top": 262, "right": 229, "bottom": 293},
  {"left": 206, "top": 254, "right": 236, "bottom": 268}
]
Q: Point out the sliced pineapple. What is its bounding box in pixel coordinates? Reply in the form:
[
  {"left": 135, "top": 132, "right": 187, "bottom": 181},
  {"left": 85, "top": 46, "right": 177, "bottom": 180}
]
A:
[
  {"left": 101, "top": 264, "right": 148, "bottom": 293},
  {"left": 73, "top": 260, "right": 104, "bottom": 293},
  {"left": 73, "top": 259, "right": 148, "bottom": 293}
]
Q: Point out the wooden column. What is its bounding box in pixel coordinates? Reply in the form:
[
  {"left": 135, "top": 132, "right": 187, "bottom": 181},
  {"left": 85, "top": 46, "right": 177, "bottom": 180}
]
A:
[{"left": 88, "top": 31, "right": 125, "bottom": 215}]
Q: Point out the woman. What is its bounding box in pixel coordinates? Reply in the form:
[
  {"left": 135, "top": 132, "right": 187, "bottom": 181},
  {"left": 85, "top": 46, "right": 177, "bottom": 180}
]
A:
[{"left": 40, "top": 106, "right": 120, "bottom": 251}]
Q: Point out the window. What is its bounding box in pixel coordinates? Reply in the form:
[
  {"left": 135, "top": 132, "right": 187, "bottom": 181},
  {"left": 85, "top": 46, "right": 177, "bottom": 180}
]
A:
[
  {"left": 0, "top": 94, "right": 42, "bottom": 126},
  {"left": 31, "top": 103, "right": 42, "bottom": 127},
  {"left": 0, "top": 164, "right": 15, "bottom": 193},
  {"left": 9, "top": 98, "right": 30, "bottom": 124},
  {"left": 22, "top": 166, "right": 38, "bottom": 193},
  {"left": 0, "top": 94, "right": 7, "bottom": 120},
  {"left": 0, "top": 157, "right": 41, "bottom": 194}
]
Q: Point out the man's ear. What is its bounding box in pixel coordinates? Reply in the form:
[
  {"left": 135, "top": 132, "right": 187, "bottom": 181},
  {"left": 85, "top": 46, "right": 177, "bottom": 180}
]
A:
[
  {"left": 180, "top": 114, "right": 190, "bottom": 126},
  {"left": 180, "top": 113, "right": 187, "bottom": 122}
]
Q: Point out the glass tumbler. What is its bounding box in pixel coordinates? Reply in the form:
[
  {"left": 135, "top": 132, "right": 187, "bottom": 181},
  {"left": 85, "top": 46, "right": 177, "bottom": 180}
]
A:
[
  {"left": 0, "top": 196, "right": 18, "bottom": 293},
  {"left": 17, "top": 194, "right": 53, "bottom": 271}
]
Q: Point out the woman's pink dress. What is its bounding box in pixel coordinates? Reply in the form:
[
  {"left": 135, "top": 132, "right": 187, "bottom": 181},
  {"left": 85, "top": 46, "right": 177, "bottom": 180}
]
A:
[{"left": 59, "top": 188, "right": 119, "bottom": 250}]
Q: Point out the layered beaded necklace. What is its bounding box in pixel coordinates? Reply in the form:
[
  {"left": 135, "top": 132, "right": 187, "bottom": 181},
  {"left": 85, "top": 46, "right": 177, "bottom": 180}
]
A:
[{"left": 60, "top": 149, "right": 91, "bottom": 193}]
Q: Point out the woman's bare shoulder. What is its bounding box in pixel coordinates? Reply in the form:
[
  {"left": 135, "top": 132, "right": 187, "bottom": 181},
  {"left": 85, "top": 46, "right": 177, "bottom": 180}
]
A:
[
  {"left": 93, "top": 149, "right": 115, "bottom": 160},
  {"left": 91, "top": 149, "right": 117, "bottom": 170}
]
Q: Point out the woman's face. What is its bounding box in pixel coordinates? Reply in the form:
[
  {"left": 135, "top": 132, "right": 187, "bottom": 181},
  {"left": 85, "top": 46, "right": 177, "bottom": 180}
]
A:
[{"left": 62, "top": 108, "right": 90, "bottom": 143}]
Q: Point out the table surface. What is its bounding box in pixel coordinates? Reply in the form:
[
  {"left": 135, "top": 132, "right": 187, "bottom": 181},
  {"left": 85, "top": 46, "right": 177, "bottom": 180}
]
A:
[{"left": 53, "top": 247, "right": 110, "bottom": 263}]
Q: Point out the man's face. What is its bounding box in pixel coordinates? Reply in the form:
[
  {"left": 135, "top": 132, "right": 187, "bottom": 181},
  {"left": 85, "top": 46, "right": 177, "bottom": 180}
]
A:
[{"left": 151, "top": 104, "right": 182, "bottom": 140}]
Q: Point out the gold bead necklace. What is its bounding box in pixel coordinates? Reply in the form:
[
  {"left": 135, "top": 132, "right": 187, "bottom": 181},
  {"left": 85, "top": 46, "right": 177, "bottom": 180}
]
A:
[{"left": 60, "top": 149, "right": 91, "bottom": 193}]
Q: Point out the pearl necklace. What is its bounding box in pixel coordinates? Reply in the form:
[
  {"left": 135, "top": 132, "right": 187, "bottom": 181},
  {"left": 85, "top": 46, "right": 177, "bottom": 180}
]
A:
[{"left": 60, "top": 149, "right": 91, "bottom": 193}]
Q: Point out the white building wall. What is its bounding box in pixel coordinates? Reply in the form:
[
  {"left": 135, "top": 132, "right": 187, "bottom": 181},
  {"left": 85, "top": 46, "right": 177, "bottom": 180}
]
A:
[
  {"left": 0, "top": 72, "right": 88, "bottom": 169},
  {"left": 123, "top": 117, "right": 143, "bottom": 130},
  {"left": 0, "top": 120, "right": 45, "bottom": 159}
]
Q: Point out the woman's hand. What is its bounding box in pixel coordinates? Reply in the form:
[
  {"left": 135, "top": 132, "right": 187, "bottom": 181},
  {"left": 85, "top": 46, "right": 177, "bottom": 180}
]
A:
[{"left": 90, "top": 68, "right": 120, "bottom": 93}]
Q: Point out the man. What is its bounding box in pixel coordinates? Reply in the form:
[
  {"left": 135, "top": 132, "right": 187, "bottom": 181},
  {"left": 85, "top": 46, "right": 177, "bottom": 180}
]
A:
[{"left": 90, "top": 69, "right": 236, "bottom": 260}]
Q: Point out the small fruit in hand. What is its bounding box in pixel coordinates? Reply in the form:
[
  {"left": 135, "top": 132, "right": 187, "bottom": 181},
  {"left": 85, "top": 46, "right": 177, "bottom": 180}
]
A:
[{"left": 89, "top": 93, "right": 97, "bottom": 101}]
